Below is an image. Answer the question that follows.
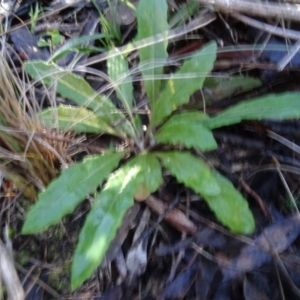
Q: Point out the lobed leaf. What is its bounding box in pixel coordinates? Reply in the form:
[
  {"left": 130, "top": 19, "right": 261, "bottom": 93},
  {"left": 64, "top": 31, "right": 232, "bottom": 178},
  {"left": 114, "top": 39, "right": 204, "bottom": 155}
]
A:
[
  {"left": 154, "top": 112, "right": 217, "bottom": 151},
  {"left": 22, "top": 152, "right": 125, "bottom": 234},
  {"left": 107, "top": 49, "right": 134, "bottom": 112},
  {"left": 25, "top": 60, "right": 134, "bottom": 138},
  {"left": 156, "top": 151, "right": 220, "bottom": 197},
  {"left": 203, "top": 171, "right": 255, "bottom": 234},
  {"left": 136, "top": 0, "right": 169, "bottom": 104},
  {"left": 205, "top": 92, "right": 300, "bottom": 129},
  {"left": 71, "top": 152, "right": 162, "bottom": 289},
  {"left": 157, "top": 152, "right": 255, "bottom": 234},
  {"left": 151, "top": 41, "right": 217, "bottom": 127},
  {"left": 38, "top": 105, "right": 119, "bottom": 135}
]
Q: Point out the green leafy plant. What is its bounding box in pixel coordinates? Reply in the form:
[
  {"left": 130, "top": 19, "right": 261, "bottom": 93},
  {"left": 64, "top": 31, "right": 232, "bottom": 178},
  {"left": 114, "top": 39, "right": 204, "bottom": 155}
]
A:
[
  {"left": 92, "top": 0, "right": 122, "bottom": 48},
  {"left": 29, "top": 2, "right": 43, "bottom": 33},
  {"left": 21, "top": 0, "right": 300, "bottom": 290},
  {"left": 37, "top": 29, "right": 64, "bottom": 48}
]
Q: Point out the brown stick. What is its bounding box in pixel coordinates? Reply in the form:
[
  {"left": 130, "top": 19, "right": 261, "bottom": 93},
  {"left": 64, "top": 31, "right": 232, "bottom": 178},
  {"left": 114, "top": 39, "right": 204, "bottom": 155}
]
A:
[
  {"left": 0, "top": 239, "right": 24, "bottom": 300},
  {"left": 145, "top": 195, "right": 197, "bottom": 235},
  {"left": 198, "top": 0, "right": 300, "bottom": 22}
]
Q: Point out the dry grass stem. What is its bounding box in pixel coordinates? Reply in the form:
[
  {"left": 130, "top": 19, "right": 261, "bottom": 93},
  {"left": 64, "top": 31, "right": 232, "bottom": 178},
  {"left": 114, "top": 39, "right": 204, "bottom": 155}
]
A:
[{"left": 0, "top": 53, "right": 72, "bottom": 198}]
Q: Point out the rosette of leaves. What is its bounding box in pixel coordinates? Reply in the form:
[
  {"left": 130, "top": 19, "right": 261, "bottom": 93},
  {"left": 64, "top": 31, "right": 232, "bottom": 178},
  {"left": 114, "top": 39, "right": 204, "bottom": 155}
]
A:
[{"left": 22, "top": 0, "right": 300, "bottom": 290}]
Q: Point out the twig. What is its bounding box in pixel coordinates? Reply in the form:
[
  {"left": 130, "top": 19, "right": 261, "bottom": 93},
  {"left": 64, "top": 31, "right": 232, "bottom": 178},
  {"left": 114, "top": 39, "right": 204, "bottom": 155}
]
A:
[
  {"left": 33, "top": 23, "right": 83, "bottom": 33},
  {"left": 267, "top": 130, "right": 300, "bottom": 155},
  {"left": 240, "top": 179, "right": 271, "bottom": 218},
  {"left": 145, "top": 195, "right": 197, "bottom": 235},
  {"left": 277, "top": 39, "right": 300, "bottom": 71},
  {"left": 0, "top": 239, "right": 24, "bottom": 300},
  {"left": 198, "top": 0, "right": 300, "bottom": 22},
  {"left": 16, "top": 263, "right": 61, "bottom": 299},
  {"left": 229, "top": 12, "right": 300, "bottom": 41},
  {"left": 229, "top": 12, "right": 300, "bottom": 70},
  {"left": 272, "top": 157, "right": 300, "bottom": 217}
]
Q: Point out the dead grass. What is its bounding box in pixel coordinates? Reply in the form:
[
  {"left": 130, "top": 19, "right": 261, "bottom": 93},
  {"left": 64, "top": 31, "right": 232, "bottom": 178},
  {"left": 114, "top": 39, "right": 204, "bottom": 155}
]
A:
[{"left": 0, "top": 53, "right": 72, "bottom": 199}]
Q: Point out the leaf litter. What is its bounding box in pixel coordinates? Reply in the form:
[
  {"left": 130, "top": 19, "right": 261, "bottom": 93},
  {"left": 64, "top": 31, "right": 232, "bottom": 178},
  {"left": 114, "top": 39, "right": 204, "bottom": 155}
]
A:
[{"left": 1, "top": 0, "right": 300, "bottom": 299}]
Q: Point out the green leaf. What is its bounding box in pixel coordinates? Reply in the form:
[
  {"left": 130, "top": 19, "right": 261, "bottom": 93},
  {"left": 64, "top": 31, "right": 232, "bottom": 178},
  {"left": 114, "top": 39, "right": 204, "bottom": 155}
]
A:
[
  {"left": 38, "top": 105, "right": 119, "bottom": 135},
  {"left": 138, "top": 153, "right": 162, "bottom": 193},
  {"left": 151, "top": 42, "right": 217, "bottom": 127},
  {"left": 205, "top": 92, "right": 300, "bottom": 129},
  {"left": 50, "top": 34, "right": 107, "bottom": 61},
  {"left": 38, "top": 30, "right": 64, "bottom": 47},
  {"left": 203, "top": 171, "right": 255, "bottom": 234},
  {"left": 133, "top": 152, "right": 162, "bottom": 200},
  {"left": 49, "top": 30, "right": 64, "bottom": 45},
  {"left": 154, "top": 112, "right": 217, "bottom": 151},
  {"left": 107, "top": 49, "right": 134, "bottom": 111},
  {"left": 71, "top": 152, "right": 162, "bottom": 289},
  {"left": 156, "top": 152, "right": 255, "bottom": 234},
  {"left": 201, "top": 75, "right": 262, "bottom": 105},
  {"left": 169, "top": 0, "right": 199, "bottom": 28},
  {"left": 22, "top": 152, "right": 125, "bottom": 234},
  {"left": 25, "top": 60, "right": 134, "bottom": 138},
  {"left": 136, "top": 0, "right": 169, "bottom": 104},
  {"left": 133, "top": 114, "right": 144, "bottom": 139},
  {"left": 156, "top": 151, "right": 220, "bottom": 197}
]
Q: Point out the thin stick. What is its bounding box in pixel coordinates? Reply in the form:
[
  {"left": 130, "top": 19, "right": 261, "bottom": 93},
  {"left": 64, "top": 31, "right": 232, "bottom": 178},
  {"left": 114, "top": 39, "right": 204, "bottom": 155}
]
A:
[
  {"left": 272, "top": 157, "right": 300, "bottom": 217},
  {"left": 240, "top": 179, "right": 270, "bottom": 218},
  {"left": 198, "top": 0, "right": 300, "bottom": 22},
  {"left": 16, "top": 263, "right": 60, "bottom": 299},
  {"left": 267, "top": 130, "right": 300, "bottom": 155},
  {"left": 0, "top": 239, "right": 24, "bottom": 300},
  {"left": 230, "top": 12, "right": 300, "bottom": 41},
  {"left": 277, "top": 39, "right": 300, "bottom": 71},
  {"left": 230, "top": 12, "right": 300, "bottom": 70}
]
